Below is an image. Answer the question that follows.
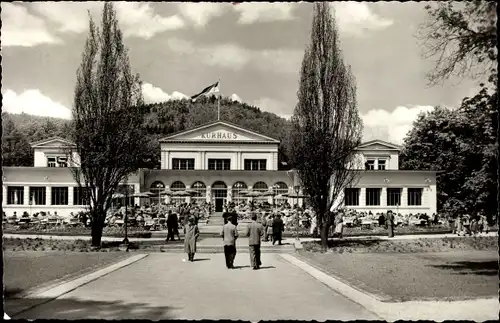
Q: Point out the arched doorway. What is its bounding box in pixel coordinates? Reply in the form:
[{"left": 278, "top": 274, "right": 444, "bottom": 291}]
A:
[
  {"left": 212, "top": 181, "right": 227, "bottom": 212},
  {"left": 253, "top": 181, "right": 269, "bottom": 203}
]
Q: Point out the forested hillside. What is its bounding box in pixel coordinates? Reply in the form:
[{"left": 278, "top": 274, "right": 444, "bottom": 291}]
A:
[{"left": 2, "top": 96, "right": 293, "bottom": 168}]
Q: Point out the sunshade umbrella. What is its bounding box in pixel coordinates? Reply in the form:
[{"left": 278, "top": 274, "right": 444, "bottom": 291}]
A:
[
  {"left": 274, "top": 194, "right": 287, "bottom": 199},
  {"left": 112, "top": 193, "right": 125, "bottom": 199},
  {"left": 260, "top": 190, "right": 276, "bottom": 197},
  {"left": 286, "top": 192, "right": 308, "bottom": 198},
  {"left": 132, "top": 192, "right": 154, "bottom": 198},
  {"left": 242, "top": 191, "right": 264, "bottom": 198},
  {"left": 159, "top": 189, "right": 174, "bottom": 196},
  {"left": 184, "top": 188, "right": 199, "bottom": 194},
  {"left": 171, "top": 190, "right": 192, "bottom": 197},
  {"left": 238, "top": 189, "right": 253, "bottom": 195}
]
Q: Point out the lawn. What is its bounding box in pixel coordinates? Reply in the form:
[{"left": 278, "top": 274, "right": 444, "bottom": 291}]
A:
[
  {"left": 4, "top": 251, "right": 130, "bottom": 298},
  {"left": 297, "top": 250, "right": 499, "bottom": 302}
]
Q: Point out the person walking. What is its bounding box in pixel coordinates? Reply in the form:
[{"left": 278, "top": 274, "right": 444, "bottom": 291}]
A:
[
  {"left": 334, "top": 211, "right": 344, "bottom": 239},
  {"left": 221, "top": 216, "right": 239, "bottom": 269},
  {"left": 166, "top": 210, "right": 178, "bottom": 242},
  {"left": 266, "top": 215, "right": 274, "bottom": 243},
  {"left": 263, "top": 213, "right": 270, "bottom": 242},
  {"left": 184, "top": 216, "right": 199, "bottom": 262},
  {"left": 272, "top": 213, "right": 284, "bottom": 245},
  {"left": 247, "top": 214, "right": 263, "bottom": 270},
  {"left": 386, "top": 210, "right": 395, "bottom": 238}
]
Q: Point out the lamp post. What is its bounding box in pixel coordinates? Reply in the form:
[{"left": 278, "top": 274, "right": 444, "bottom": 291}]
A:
[
  {"left": 272, "top": 184, "right": 279, "bottom": 210},
  {"left": 123, "top": 181, "right": 132, "bottom": 245},
  {"left": 156, "top": 183, "right": 164, "bottom": 205}
]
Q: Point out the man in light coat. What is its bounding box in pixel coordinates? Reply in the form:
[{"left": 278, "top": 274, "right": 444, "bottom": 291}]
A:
[
  {"left": 247, "top": 214, "right": 264, "bottom": 270},
  {"left": 221, "top": 217, "right": 239, "bottom": 269}
]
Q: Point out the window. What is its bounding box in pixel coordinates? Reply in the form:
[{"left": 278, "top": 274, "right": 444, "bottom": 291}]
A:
[
  {"left": 57, "top": 157, "right": 68, "bottom": 167},
  {"left": 344, "top": 188, "right": 360, "bottom": 206},
  {"left": 208, "top": 159, "right": 231, "bottom": 170},
  {"left": 365, "top": 159, "right": 375, "bottom": 170},
  {"left": 191, "top": 181, "right": 206, "bottom": 202},
  {"left": 47, "top": 157, "right": 57, "bottom": 167},
  {"left": 387, "top": 188, "right": 401, "bottom": 206},
  {"left": 408, "top": 188, "right": 423, "bottom": 206},
  {"left": 172, "top": 158, "right": 195, "bottom": 170},
  {"left": 378, "top": 159, "right": 386, "bottom": 170},
  {"left": 244, "top": 159, "right": 267, "bottom": 171},
  {"left": 253, "top": 181, "right": 268, "bottom": 201},
  {"left": 366, "top": 188, "right": 381, "bottom": 206},
  {"left": 273, "top": 182, "right": 288, "bottom": 204},
  {"left": 7, "top": 186, "right": 24, "bottom": 205},
  {"left": 73, "top": 187, "right": 91, "bottom": 206},
  {"left": 150, "top": 181, "right": 165, "bottom": 204},
  {"left": 30, "top": 187, "right": 46, "bottom": 205},
  {"left": 51, "top": 187, "right": 69, "bottom": 205},
  {"left": 232, "top": 182, "right": 248, "bottom": 203}
]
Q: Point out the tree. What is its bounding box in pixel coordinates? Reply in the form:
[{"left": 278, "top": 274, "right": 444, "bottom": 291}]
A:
[
  {"left": 417, "top": 1, "right": 497, "bottom": 86},
  {"left": 1, "top": 115, "right": 33, "bottom": 166},
  {"left": 400, "top": 91, "right": 497, "bottom": 222},
  {"left": 290, "top": 2, "right": 363, "bottom": 251},
  {"left": 70, "top": 2, "right": 150, "bottom": 247}
]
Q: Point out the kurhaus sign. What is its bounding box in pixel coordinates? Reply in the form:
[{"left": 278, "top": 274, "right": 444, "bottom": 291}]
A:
[{"left": 200, "top": 131, "right": 238, "bottom": 140}]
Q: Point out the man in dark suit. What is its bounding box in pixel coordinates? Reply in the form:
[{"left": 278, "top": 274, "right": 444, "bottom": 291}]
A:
[
  {"left": 166, "top": 210, "right": 178, "bottom": 242},
  {"left": 272, "top": 213, "right": 284, "bottom": 245},
  {"left": 221, "top": 217, "right": 239, "bottom": 269},
  {"left": 247, "top": 214, "right": 263, "bottom": 270}
]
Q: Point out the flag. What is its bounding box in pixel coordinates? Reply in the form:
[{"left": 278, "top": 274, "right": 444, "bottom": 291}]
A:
[{"left": 191, "top": 82, "right": 219, "bottom": 102}]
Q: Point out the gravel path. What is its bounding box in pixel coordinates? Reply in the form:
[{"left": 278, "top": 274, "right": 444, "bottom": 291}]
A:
[{"left": 297, "top": 250, "right": 498, "bottom": 302}]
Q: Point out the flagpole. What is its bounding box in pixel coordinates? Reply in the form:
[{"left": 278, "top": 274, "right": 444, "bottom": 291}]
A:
[{"left": 217, "top": 79, "right": 221, "bottom": 121}]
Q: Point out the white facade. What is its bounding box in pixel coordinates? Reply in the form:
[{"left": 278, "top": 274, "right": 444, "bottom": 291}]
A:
[
  {"left": 31, "top": 137, "right": 80, "bottom": 168},
  {"left": 159, "top": 121, "right": 280, "bottom": 171}
]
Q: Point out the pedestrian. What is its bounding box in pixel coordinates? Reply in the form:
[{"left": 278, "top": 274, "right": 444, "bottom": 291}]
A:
[
  {"left": 166, "top": 210, "right": 177, "bottom": 242},
  {"left": 184, "top": 216, "right": 199, "bottom": 262},
  {"left": 386, "top": 210, "right": 395, "bottom": 238},
  {"left": 456, "top": 214, "right": 464, "bottom": 236},
  {"left": 334, "top": 211, "right": 344, "bottom": 239},
  {"left": 470, "top": 215, "right": 479, "bottom": 236},
  {"left": 272, "top": 213, "right": 284, "bottom": 245},
  {"left": 266, "top": 215, "right": 274, "bottom": 243},
  {"left": 263, "top": 213, "right": 270, "bottom": 242},
  {"left": 247, "top": 213, "right": 263, "bottom": 270},
  {"left": 221, "top": 215, "right": 239, "bottom": 269}
]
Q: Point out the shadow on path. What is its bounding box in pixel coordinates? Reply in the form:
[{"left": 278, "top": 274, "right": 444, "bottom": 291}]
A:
[
  {"left": 8, "top": 297, "right": 177, "bottom": 320},
  {"left": 257, "top": 266, "right": 276, "bottom": 270},
  {"left": 232, "top": 265, "right": 252, "bottom": 269},
  {"left": 429, "top": 261, "right": 498, "bottom": 276},
  {"left": 192, "top": 258, "right": 210, "bottom": 262}
]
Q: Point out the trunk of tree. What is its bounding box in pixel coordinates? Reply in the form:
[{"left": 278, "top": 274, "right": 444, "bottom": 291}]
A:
[
  {"left": 91, "top": 221, "right": 104, "bottom": 247},
  {"left": 321, "top": 222, "right": 330, "bottom": 252}
]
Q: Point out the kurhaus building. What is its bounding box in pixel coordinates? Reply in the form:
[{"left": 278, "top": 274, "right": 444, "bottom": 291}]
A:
[{"left": 2, "top": 120, "right": 437, "bottom": 217}]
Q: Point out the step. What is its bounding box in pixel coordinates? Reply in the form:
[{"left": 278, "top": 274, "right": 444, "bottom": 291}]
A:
[{"left": 140, "top": 245, "right": 295, "bottom": 253}]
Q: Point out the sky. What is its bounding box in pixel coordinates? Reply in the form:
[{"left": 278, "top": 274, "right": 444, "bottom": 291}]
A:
[{"left": 1, "top": 1, "right": 480, "bottom": 144}]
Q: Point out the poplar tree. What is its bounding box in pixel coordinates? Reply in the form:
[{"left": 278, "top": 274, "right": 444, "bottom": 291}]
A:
[{"left": 291, "top": 2, "right": 363, "bottom": 250}]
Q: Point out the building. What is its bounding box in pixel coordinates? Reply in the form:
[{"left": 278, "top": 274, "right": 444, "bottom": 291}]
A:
[{"left": 2, "top": 120, "right": 437, "bottom": 217}]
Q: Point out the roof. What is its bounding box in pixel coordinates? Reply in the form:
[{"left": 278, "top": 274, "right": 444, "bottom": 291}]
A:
[
  {"left": 30, "top": 136, "right": 76, "bottom": 148},
  {"left": 356, "top": 139, "right": 402, "bottom": 150},
  {"left": 159, "top": 120, "right": 280, "bottom": 143}
]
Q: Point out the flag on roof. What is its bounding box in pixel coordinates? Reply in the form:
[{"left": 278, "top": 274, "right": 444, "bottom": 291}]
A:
[{"left": 191, "top": 82, "right": 219, "bottom": 102}]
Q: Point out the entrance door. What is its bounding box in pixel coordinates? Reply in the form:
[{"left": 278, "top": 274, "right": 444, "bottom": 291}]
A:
[{"left": 215, "top": 199, "right": 224, "bottom": 212}]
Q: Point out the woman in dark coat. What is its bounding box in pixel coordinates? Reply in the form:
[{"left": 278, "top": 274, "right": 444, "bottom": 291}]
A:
[{"left": 184, "top": 216, "right": 200, "bottom": 262}]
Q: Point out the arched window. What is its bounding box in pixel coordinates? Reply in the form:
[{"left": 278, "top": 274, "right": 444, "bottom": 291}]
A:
[
  {"left": 253, "top": 181, "right": 269, "bottom": 202},
  {"left": 171, "top": 181, "right": 186, "bottom": 191},
  {"left": 191, "top": 181, "right": 206, "bottom": 204},
  {"left": 253, "top": 181, "right": 268, "bottom": 192},
  {"left": 150, "top": 181, "right": 165, "bottom": 205},
  {"left": 273, "top": 182, "right": 288, "bottom": 205},
  {"left": 232, "top": 181, "right": 248, "bottom": 203},
  {"left": 212, "top": 181, "right": 227, "bottom": 199}
]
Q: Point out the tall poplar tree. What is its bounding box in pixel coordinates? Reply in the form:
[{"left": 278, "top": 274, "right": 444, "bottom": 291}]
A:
[
  {"left": 70, "top": 2, "right": 149, "bottom": 247},
  {"left": 291, "top": 3, "right": 363, "bottom": 250}
]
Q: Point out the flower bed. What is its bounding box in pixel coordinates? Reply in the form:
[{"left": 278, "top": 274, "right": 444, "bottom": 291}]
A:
[
  {"left": 3, "top": 224, "right": 152, "bottom": 238},
  {"left": 283, "top": 224, "right": 454, "bottom": 237},
  {"left": 302, "top": 236, "right": 497, "bottom": 253}
]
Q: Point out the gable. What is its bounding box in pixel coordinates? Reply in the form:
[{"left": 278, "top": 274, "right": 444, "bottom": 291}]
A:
[
  {"left": 160, "top": 121, "right": 280, "bottom": 143},
  {"left": 356, "top": 140, "right": 401, "bottom": 151},
  {"left": 31, "top": 137, "right": 76, "bottom": 149}
]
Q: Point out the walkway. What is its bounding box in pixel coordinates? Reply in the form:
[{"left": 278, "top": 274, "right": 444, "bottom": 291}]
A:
[{"left": 13, "top": 253, "right": 379, "bottom": 320}]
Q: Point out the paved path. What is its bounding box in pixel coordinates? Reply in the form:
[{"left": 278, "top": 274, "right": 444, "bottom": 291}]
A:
[
  {"left": 13, "top": 253, "right": 379, "bottom": 320},
  {"left": 299, "top": 231, "right": 498, "bottom": 242}
]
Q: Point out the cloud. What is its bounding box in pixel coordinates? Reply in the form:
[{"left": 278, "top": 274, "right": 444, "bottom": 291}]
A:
[
  {"left": 233, "top": 3, "right": 296, "bottom": 24},
  {"left": 230, "top": 94, "right": 242, "bottom": 103},
  {"left": 1, "top": 3, "right": 62, "bottom": 47},
  {"left": 2, "top": 89, "right": 72, "bottom": 119},
  {"left": 177, "top": 3, "right": 229, "bottom": 27},
  {"left": 361, "top": 105, "right": 435, "bottom": 144},
  {"left": 141, "top": 83, "right": 188, "bottom": 104},
  {"left": 167, "top": 38, "right": 302, "bottom": 73},
  {"left": 331, "top": 3, "right": 393, "bottom": 36},
  {"left": 29, "top": 2, "right": 184, "bottom": 40},
  {"left": 253, "top": 97, "right": 293, "bottom": 119}
]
